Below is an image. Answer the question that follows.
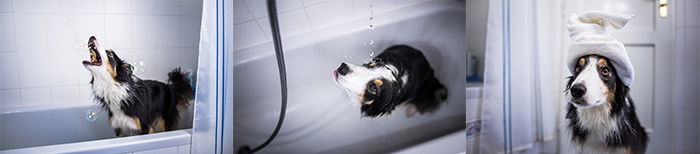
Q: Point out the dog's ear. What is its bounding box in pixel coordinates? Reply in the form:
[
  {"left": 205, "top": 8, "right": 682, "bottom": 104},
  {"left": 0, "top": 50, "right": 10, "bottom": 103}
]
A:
[
  {"left": 361, "top": 80, "right": 399, "bottom": 117},
  {"left": 114, "top": 63, "right": 133, "bottom": 82}
]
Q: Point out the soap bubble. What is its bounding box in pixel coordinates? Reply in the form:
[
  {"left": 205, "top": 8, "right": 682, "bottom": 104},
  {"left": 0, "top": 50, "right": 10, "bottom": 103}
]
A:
[{"left": 85, "top": 108, "right": 98, "bottom": 122}]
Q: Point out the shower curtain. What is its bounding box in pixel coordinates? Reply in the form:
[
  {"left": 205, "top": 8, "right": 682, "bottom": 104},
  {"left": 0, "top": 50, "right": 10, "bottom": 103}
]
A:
[
  {"left": 191, "top": 0, "right": 233, "bottom": 153},
  {"left": 480, "top": 0, "right": 559, "bottom": 153}
]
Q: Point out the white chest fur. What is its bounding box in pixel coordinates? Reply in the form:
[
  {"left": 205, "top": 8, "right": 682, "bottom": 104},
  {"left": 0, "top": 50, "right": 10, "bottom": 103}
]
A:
[{"left": 91, "top": 75, "right": 139, "bottom": 131}]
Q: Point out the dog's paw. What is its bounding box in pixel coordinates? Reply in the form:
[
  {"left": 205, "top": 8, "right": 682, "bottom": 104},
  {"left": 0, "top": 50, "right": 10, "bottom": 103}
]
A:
[{"left": 405, "top": 104, "right": 417, "bottom": 117}]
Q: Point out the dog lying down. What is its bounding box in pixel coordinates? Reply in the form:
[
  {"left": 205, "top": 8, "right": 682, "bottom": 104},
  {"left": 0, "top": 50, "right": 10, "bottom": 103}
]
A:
[{"left": 333, "top": 45, "right": 447, "bottom": 117}]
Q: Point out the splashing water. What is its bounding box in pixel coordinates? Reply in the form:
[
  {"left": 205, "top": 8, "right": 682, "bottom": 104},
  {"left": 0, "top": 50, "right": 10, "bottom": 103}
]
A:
[{"left": 367, "top": 3, "right": 376, "bottom": 60}]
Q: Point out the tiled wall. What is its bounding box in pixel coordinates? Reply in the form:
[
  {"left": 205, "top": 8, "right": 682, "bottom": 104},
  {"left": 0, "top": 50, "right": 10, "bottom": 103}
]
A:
[
  {"left": 673, "top": 0, "right": 700, "bottom": 153},
  {"left": 0, "top": 0, "right": 203, "bottom": 109},
  {"left": 232, "top": 0, "right": 448, "bottom": 50}
]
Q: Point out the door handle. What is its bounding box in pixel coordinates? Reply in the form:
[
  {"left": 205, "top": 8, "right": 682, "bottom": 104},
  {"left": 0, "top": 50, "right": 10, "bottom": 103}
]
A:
[{"left": 659, "top": 0, "right": 668, "bottom": 18}]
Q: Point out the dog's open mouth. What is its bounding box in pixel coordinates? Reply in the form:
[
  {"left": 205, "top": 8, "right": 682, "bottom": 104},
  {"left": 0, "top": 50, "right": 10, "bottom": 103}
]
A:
[{"left": 82, "top": 37, "right": 102, "bottom": 66}]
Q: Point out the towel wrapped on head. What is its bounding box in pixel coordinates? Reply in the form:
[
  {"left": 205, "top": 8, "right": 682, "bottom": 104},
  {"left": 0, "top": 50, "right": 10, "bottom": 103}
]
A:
[{"left": 567, "top": 10, "right": 635, "bottom": 86}]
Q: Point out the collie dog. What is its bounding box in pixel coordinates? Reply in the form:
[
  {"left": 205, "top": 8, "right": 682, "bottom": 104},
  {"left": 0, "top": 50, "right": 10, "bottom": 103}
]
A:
[
  {"left": 82, "top": 36, "right": 193, "bottom": 137},
  {"left": 565, "top": 55, "right": 648, "bottom": 154},
  {"left": 333, "top": 45, "right": 447, "bottom": 117}
]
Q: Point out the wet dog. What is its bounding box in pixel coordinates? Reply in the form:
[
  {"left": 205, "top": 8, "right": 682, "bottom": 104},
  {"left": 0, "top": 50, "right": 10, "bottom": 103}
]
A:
[
  {"left": 82, "top": 36, "right": 193, "bottom": 137},
  {"left": 333, "top": 45, "right": 447, "bottom": 117}
]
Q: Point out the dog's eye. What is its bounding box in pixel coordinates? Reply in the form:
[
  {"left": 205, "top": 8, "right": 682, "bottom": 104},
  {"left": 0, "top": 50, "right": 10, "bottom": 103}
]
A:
[
  {"left": 367, "top": 84, "right": 378, "bottom": 94},
  {"left": 600, "top": 67, "right": 611, "bottom": 76}
]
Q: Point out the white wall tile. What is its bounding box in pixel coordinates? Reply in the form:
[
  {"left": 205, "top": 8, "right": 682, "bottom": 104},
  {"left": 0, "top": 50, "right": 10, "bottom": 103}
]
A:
[
  {"left": 354, "top": 0, "right": 396, "bottom": 17},
  {"left": 177, "top": 144, "right": 191, "bottom": 154},
  {"left": 75, "top": 14, "right": 106, "bottom": 46},
  {"left": 46, "top": 14, "right": 79, "bottom": 51},
  {"left": 181, "top": 1, "right": 203, "bottom": 16},
  {"left": 180, "top": 16, "right": 202, "bottom": 48},
  {"left": 180, "top": 49, "right": 199, "bottom": 72},
  {"left": 158, "top": 16, "right": 181, "bottom": 48},
  {"left": 685, "top": 0, "right": 699, "bottom": 27},
  {"left": 395, "top": 0, "right": 427, "bottom": 8},
  {"left": 0, "top": 13, "right": 15, "bottom": 52},
  {"left": 51, "top": 86, "right": 80, "bottom": 104},
  {"left": 158, "top": 0, "right": 182, "bottom": 16},
  {"left": 105, "top": 0, "right": 132, "bottom": 14},
  {"left": 78, "top": 84, "right": 92, "bottom": 103},
  {"left": 303, "top": 0, "right": 331, "bottom": 6},
  {"left": 75, "top": 0, "right": 105, "bottom": 14},
  {"left": 133, "top": 146, "right": 178, "bottom": 154},
  {"left": 244, "top": 0, "right": 304, "bottom": 19},
  {"left": 233, "top": 1, "right": 253, "bottom": 24},
  {"left": 132, "top": 15, "right": 159, "bottom": 48},
  {"left": 133, "top": 0, "right": 159, "bottom": 15},
  {"left": 46, "top": 0, "right": 77, "bottom": 13},
  {"left": 306, "top": 0, "right": 354, "bottom": 27},
  {"left": 257, "top": 9, "right": 311, "bottom": 38},
  {"left": 49, "top": 51, "right": 80, "bottom": 86},
  {"left": 0, "top": 89, "right": 21, "bottom": 108},
  {"left": 0, "top": 0, "right": 11, "bottom": 13},
  {"left": 17, "top": 52, "right": 51, "bottom": 88},
  {"left": 12, "top": 0, "right": 47, "bottom": 13},
  {"left": 20, "top": 87, "right": 51, "bottom": 106},
  {"left": 0, "top": 53, "right": 19, "bottom": 89},
  {"left": 104, "top": 15, "right": 133, "bottom": 49},
  {"left": 233, "top": 21, "right": 267, "bottom": 49},
  {"left": 14, "top": 14, "right": 48, "bottom": 51}
]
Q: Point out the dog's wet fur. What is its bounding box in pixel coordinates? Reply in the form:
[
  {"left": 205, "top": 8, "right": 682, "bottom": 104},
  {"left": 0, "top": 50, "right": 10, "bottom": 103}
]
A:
[
  {"left": 82, "top": 36, "right": 193, "bottom": 137},
  {"left": 334, "top": 45, "right": 447, "bottom": 117}
]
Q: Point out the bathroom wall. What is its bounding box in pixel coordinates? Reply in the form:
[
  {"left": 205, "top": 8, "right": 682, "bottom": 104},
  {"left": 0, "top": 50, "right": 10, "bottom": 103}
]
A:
[
  {"left": 673, "top": 0, "right": 700, "bottom": 153},
  {"left": 232, "top": 0, "right": 452, "bottom": 51},
  {"left": 0, "top": 0, "right": 202, "bottom": 109}
]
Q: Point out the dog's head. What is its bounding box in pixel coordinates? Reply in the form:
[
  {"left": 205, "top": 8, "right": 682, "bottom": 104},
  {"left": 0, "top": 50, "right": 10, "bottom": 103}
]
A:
[
  {"left": 566, "top": 55, "right": 627, "bottom": 108},
  {"left": 82, "top": 36, "right": 134, "bottom": 83},
  {"left": 333, "top": 58, "right": 401, "bottom": 116}
]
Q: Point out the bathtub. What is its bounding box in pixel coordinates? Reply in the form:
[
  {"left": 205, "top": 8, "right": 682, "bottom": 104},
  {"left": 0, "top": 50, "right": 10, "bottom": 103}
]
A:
[
  {"left": 233, "top": 1, "right": 465, "bottom": 153},
  {"left": 0, "top": 103, "right": 194, "bottom": 153}
]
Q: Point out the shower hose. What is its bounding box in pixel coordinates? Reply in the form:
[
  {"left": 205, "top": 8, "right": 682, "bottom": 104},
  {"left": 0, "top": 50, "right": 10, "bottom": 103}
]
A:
[{"left": 237, "top": 0, "right": 288, "bottom": 153}]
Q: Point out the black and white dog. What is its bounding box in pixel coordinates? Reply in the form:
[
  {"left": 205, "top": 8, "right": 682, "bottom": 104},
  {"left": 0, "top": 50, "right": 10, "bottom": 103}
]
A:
[
  {"left": 333, "top": 45, "right": 447, "bottom": 117},
  {"left": 82, "top": 36, "right": 193, "bottom": 137},
  {"left": 565, "top": 55, "right": 648, "bottom": 154}
]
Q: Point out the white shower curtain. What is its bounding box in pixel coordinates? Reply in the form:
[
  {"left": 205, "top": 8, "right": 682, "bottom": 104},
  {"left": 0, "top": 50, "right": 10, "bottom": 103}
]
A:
[
  {"left": 480, "top": 0, "right": 559, "bottom": 153},
  {"left": 191, "top": 0, "right": 233, "bottom": 153}
]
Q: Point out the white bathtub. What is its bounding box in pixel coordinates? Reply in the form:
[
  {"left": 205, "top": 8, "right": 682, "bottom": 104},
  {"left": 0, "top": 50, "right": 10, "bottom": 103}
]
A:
[
  {"left": 233, "top": 1, "right": 466, "bottom": 153},
  {"left": 0, "top": 104, "right": 194, "bottom": 153}
]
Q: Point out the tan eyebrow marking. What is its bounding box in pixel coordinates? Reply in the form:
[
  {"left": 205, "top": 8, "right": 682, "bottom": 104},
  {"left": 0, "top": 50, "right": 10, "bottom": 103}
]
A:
[
  {"left": 578, "top": 57, "right": 586, "bottom": 66},
  {"left": 373, "top": 79, "right": 383, "bottom": 86},
  {"left": 597, "top": 58, "right": 607, "bottom": 67}
]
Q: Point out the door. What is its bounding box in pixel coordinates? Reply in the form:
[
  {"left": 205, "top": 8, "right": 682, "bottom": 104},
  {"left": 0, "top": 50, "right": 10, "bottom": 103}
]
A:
[{"left": 562, "top": 0, "right": 674, "bottom": 153}]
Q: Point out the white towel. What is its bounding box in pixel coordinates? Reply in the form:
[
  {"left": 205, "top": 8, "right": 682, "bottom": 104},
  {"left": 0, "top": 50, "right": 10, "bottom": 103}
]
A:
[{"left": 567, "top": 10, "right": 635, "bottom": 86}]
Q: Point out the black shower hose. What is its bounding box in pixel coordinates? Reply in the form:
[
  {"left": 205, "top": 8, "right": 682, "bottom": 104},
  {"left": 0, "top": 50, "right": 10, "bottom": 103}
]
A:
[{"left": 237, "top": 0, "right": 287, "bottom": 153}]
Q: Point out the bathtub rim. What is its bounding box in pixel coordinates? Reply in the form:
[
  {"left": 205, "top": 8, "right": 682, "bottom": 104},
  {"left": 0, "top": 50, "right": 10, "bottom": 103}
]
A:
[
  {"left": 1, "top": 129, "right": 191, "bottom": 154},
  {"left": 1, "top": 104, "right": 193, "bottom": 153}
]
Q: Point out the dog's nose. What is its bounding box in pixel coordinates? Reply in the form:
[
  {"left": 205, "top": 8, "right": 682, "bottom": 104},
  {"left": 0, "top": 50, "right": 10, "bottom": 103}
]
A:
[
  {"left": 570, "top": 84, "right": 586, "bottom": 98},
  {"left": 337, "top": 63, "right": 350, "bottom": 75}
]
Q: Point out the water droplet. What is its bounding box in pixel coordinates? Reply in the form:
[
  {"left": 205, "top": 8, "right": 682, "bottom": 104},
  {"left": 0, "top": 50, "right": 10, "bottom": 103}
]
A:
[
  {"left": 86, "top": 109, "right": 98, "bottom": 122},
  {"left": 57, "top": 0, "right": 64, "bottom": 7},
  {"left": 370, "top": 5, "right": 375, "bottom": 10},
  {"left": 369, "top": 52, "right": 375, "bottom": 57},
  {"left": 370, "top": 17, "right": 374, "bottom": 21},
  {"left": 369, "top": 24, "right": 374, "bottom": 29},
  {"left": 368, "top": 39, "right": 374, "bottom": 45}
]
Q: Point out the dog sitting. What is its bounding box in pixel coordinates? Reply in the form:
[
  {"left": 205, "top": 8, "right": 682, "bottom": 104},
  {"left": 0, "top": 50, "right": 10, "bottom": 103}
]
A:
[
  {"left": 82, "top": 36, "right": 193, "bottom": 137},
  {"left": 333, "top": 45, "right": 447, "bottom": 117},
  {"left": 565, "top": 55, "right": 648, "bottom": 154}
]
